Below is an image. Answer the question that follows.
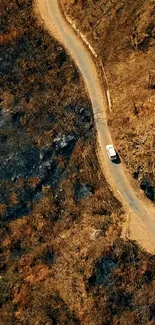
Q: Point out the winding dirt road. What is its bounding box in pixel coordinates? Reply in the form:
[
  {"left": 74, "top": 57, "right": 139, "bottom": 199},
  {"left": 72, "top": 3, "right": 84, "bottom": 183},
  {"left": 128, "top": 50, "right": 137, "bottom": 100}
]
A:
[{"left": 35, "top": 0, "right": 155, "bottom": 249}]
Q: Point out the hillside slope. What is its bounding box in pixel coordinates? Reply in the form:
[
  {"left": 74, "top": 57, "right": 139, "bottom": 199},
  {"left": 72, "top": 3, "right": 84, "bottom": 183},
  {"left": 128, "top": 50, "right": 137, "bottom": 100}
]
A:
[
  {"left": 62, "top": 0, "right": 155, "bottom": 203},
  {"left": 1, "top": 0, "right": 155, "bottom": 324}
]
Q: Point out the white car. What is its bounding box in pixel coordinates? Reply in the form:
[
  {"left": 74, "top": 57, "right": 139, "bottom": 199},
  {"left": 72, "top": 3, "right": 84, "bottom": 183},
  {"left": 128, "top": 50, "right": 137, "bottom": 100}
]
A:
[{"left": 106, "top": 144, "right": 117, "bottom": 161}]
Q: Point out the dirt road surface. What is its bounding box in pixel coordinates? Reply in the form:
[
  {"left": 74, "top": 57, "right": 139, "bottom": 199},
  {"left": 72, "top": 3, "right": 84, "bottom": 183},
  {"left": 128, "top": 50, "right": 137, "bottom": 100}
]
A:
[{"left": 34, "top": 0, "right": 155, "bottom": 252}]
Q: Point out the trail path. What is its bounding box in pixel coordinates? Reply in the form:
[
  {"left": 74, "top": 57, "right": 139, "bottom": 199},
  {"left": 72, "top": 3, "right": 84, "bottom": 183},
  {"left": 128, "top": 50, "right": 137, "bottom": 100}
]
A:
[{"left": 34, "top": 0, "right": 155, "bottom": 253}]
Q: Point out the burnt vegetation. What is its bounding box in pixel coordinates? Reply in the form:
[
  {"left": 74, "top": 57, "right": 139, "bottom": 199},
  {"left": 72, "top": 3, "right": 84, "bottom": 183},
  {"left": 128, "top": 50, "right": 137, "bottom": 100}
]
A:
[{"left": 0, "top": 0, "right": 155, "bottom": 324}]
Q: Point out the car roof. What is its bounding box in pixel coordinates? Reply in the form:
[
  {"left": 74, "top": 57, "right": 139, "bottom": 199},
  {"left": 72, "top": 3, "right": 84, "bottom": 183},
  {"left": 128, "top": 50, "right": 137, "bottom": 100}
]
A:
[
  {"left": 108, "top": 147, "right": 116, "bottom": 157},
  {"left": 106, "top": 144, "right": 113, "bottom": 149}
]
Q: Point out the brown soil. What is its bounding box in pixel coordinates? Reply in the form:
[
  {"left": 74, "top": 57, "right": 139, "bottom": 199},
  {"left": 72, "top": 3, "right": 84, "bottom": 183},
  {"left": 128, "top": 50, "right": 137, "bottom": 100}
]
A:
[{"left": 1, "top": 0, "right": 155, "bottom": 324}]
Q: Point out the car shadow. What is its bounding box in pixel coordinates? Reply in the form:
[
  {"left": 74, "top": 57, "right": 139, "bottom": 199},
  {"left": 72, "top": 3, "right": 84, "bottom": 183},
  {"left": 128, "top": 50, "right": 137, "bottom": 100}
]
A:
[{"left": 112, "top": 152, "right": 121, "bottom": 164}]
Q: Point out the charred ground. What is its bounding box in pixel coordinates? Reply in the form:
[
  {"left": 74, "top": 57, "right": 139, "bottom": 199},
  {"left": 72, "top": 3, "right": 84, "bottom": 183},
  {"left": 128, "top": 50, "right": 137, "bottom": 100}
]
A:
[{"left": 0, "top": 0, "right": 155, "bottom": 324}]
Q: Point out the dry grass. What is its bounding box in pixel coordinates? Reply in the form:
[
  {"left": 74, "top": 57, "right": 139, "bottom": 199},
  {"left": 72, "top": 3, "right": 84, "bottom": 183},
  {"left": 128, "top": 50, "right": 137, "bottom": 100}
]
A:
[{"left": 62, "top": 0, "right": 155, "bottom": 193}]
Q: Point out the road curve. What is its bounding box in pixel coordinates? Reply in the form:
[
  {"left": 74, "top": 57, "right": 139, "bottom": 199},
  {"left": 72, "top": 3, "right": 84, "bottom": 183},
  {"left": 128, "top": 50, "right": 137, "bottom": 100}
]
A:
[{"left": 43, "top": 1, "right": 155, "bottom": 239}]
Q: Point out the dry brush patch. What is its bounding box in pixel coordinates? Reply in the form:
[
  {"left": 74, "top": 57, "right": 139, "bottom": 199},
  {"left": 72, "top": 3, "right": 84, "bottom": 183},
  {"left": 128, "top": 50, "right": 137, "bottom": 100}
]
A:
[
  {"left": 1, "top": 0, "right": 155, "bottom": 324},
  {"left": 0, "top": 0, "right": 122, "bottom": 323}
]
